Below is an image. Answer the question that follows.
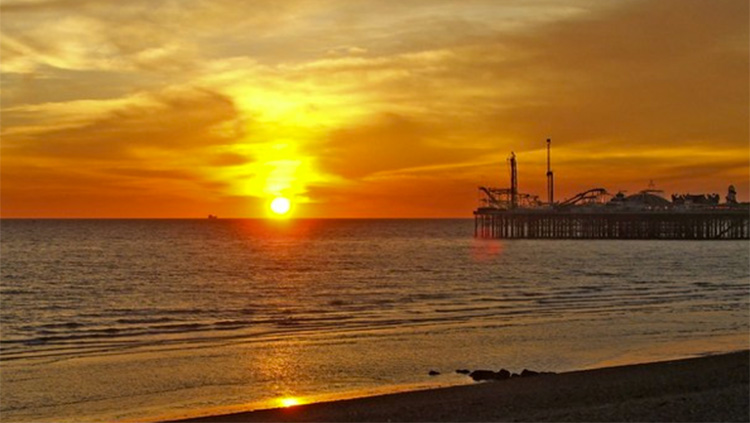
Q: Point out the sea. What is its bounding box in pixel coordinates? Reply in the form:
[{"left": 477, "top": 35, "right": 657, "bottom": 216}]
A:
[{"left": 1, "top": 219, "right": 748, "bottom": 422}]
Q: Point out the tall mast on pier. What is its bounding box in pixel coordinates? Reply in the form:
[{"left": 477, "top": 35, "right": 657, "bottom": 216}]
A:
[
  {"left": 509, "top": 152, "right": 518, "bottom": 209},
  {"left": 546, "top": 138, "right": 554, "bottom": 206}
]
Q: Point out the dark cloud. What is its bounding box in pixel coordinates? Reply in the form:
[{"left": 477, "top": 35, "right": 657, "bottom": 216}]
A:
[
  {"left": 464, "top": 0, "right": 747, "bottom": 148},
  {"left": 3, "top": 87, "right": 242, "bottom": 161}
]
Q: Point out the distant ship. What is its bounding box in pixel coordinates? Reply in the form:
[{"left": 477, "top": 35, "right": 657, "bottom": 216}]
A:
[{"left": 207, "top": 214, "right": 218, "bottom": 219}]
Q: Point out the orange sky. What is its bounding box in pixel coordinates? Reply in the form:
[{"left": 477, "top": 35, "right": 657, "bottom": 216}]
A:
[{"left": 1, "top": 0, "right": 748, "bottom": 218}]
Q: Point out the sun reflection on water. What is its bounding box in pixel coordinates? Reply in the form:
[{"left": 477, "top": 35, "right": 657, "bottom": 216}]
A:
[{"left": 470, "top": 239, "right": 504, "bottom": 262}]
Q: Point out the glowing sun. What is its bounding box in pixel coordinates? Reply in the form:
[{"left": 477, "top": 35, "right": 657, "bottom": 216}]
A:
[
  {"left": 270, "top": 196, "right": 292, "bottom": 216},
  {"left": 278, "top": 397, "right": 302, "bottom": 408}
]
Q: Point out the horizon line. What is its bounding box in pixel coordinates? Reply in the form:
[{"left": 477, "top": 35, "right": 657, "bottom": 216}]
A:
[{"left": 0, "top": 216, "right": 476, "bottom": 220}]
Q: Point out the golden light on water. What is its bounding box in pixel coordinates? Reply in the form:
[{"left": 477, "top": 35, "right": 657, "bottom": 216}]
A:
[{"left": 270, "top": 197, "right": 292, "bottom": 217}]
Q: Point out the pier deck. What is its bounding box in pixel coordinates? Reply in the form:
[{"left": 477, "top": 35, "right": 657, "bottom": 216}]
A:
[{"left": 474, "top": 208, "right": 749, "bottom": 240}]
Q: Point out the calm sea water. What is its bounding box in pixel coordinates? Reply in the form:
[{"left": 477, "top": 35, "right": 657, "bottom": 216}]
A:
[{"left": 1, "top": 219, "right": 748, "bottom": 422}]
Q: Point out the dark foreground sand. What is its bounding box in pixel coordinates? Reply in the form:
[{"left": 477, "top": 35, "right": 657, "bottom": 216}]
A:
[{"left": 173, "top": 350, "right": 749, "bottom": 422}]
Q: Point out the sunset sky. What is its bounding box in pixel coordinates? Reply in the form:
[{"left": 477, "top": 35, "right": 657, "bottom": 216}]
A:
[{"left": 2, "top": 0, "right": 747, "bottom": 218}]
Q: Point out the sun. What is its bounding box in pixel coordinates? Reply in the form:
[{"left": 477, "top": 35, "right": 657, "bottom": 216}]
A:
[
  {"left": 278, "top": 397, "right": 302, "bottom": 408},
  {"left": 270, "top": 196, "right": 292, "bottom": 216}
]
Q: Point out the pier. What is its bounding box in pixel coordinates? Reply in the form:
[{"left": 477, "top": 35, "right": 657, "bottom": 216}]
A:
[
  {"left": 474, "top": 209, "right": 749, "bottom": 240},
  {"left": 474, "top": 139, "right": 749, "bottom": 240}
]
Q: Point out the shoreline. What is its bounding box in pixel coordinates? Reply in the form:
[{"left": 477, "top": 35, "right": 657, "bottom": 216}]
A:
[{"left": 167, "top": 349, "right": 749, "bottom": 422}]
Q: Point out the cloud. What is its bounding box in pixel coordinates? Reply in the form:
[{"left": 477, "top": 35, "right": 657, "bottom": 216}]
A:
[
  {"left": 0, "top": 163, "right": 242, "bottom": 217},
  {"left": 320, "top": 113, "right": 487, "bottom": 180},
  {"left": 3, "top": 87, "right": 242, "bottom": 160},
  {"left": 306, "top": 0, "right": 747, "bottom": 197},
  {"left": 1, "top": 0, "right": 747, "bottom": 216},
  {"left": 0, "top": 0, "right": 310, "bottom": 75},
  {"left": 1, "top": 87, "right": 249, "bottom": 216},
  {"left": 292, "top": 0, "right": 746, "bottom": 150},
  {"left": 480, "top": 0, "right": 748, "bottom": 148}
]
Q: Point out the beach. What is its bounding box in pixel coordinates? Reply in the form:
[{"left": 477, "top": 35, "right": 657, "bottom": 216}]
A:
[{"left": 173, "top": 350, "right": 749, "bottom": 422}]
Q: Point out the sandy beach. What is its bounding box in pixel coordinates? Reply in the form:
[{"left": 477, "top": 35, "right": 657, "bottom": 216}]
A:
[{"left": 170, "top": 350, "right": 749, "bottom": 422}]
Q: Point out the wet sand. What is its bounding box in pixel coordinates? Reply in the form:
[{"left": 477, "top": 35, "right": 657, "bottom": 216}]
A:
[{"left": 172, "top": 350, "right": 749, "bottom": 422}]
